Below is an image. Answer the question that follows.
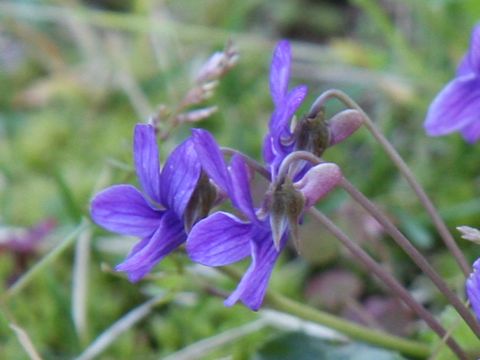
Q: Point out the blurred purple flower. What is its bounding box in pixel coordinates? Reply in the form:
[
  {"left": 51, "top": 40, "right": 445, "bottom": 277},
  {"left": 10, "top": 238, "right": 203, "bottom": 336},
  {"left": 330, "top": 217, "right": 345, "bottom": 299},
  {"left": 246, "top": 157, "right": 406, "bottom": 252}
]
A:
[
  {"left": 187, "top": 129, "right": 340, "bottom": 310},
  {"left": 0, "top": 219, "right": 56, "bottom": 255},
  {"left": 263, "top": 40, "right": 308, "bottom": 178},
  {"left": 466, "top": 258, "right": 480, "bottom": 322},
  {"left": 0, "top": 219, "right": 56, "bottom": 285},
  {"left": 424, "top": 24, "right": 480, "bottom": 143},
  {"left": 90, "top": 124, "right": 201, "bottom": 282}
]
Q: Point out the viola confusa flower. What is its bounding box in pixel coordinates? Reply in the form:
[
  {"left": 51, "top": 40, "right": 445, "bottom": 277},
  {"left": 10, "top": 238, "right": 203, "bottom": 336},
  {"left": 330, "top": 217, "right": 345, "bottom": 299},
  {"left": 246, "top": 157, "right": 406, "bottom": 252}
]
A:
[
  {"left": 424, "top": 24, "right": 480, "bottom": 143},
  {"left": 263, "top": 40, "right": 308, "bottom": 178},
  {"left": 90, "top": 124, "right": 201, "bottom": 281},
  {"left": 466, "top": 259, "right": 480, "bottom": 322},
  {"left": 187, "top": 129, "right": 341, "bottom": 310}
]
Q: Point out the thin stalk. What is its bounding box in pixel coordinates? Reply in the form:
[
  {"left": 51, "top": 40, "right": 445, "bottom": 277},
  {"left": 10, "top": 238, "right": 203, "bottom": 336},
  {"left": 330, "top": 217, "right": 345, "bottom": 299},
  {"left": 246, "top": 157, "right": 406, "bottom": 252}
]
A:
[
  {"left": 277, "top": 150, "right": 480, "bottom": 338},
  {"left": 308, "top": 208, "right": 468, "bottom": 360},
  {"left": 218, "top": 267, "right": 430, "bottom": 358},
  {"left": 340, "top": 178, "right": 480, "bottom": 338},
  {"left": 221, "top": 147, "right": 271, "bottom": 179},
  {"left": 308, "top": 89, "right": 470, "bottom": 276}
]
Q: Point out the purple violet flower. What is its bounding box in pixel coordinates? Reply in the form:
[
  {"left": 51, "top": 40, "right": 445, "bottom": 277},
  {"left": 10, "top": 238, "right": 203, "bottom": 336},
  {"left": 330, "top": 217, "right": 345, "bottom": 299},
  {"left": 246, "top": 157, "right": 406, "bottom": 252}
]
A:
[
  {"left": 466, "top": 258, "right": 480, "bottom": 322},
  {"left": 424, "top": 24, "right": 480, "bottom": 143},
  {"left": 187, "top": 129, "right": 340, "bottom": 310},
  {"left": 263, "top": 40, "right": 308, "bottom": 178},
  {"left": 90, "top": 124, "right": 201, "bottom": 282}
]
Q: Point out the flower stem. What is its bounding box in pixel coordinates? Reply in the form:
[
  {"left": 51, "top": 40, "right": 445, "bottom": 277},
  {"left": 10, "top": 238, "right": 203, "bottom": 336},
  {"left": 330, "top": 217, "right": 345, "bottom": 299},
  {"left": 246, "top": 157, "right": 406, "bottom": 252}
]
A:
[
  {"left": 308, "top": 208, "right": 468, "bottom": 360},
  {"left": 265, "top": 293, "right": 430, "bottom": 358},
  {"left": 340, "top": 178, "right": 480, "bottom": 338},
  {"left": 221, "top": 147, "right": 271, "bottom": 179},
  {"left": 309, "top": 89, "right": 470, "bottom": 277},
  {"left": 218, "top": 266, "right": 430, "bottom": 359},
  {"left": 228, "top": 148, "right": 480, "bottom": 339}
]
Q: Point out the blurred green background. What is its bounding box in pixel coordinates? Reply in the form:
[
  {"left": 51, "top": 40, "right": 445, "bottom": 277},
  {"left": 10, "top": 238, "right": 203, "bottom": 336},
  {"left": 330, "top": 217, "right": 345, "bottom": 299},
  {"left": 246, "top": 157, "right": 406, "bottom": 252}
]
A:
[{"left": 1, "top": 0, "right": 480, "bottom": 359}]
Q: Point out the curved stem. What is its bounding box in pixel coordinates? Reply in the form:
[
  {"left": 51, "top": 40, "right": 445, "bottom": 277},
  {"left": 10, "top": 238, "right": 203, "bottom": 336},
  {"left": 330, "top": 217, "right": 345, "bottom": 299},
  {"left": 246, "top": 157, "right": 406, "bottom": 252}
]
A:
[
  {"left": 221, "top": 147, "right": 271, "bottom": 179},
  {"left": 266, "top": 293, "right": 430, "bottom": 358},
  {"left": 309, "top": 89, "right": 470, "bottom": 277},
  {"left": 308, "top": 208, "right": 468, "bottom": 360},
  {"left": 274, "top": 150, "right": 480, "bottom": 338},
  {"left": 275, "top": 150, "right": 320, "bottom": 184},
  {"left": 340, "top": 178, "right": 480, "bottom": 338},
  {"left": 218, "top": 267, "right": 430, "bottom": 359}
]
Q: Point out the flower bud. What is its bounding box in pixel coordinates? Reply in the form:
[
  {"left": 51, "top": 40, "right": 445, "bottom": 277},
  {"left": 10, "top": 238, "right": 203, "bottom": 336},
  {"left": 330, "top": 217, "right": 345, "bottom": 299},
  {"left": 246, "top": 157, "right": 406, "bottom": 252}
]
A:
[
  {"left": 328, "top": 109, "right": 363, "bottom": 146},
  {"left": 294, "top": 163, "right": 342, "bottom": 208},
  {"left": 177, "top": 106, "right": 218, "bottom": 124},
  {"left": 269, "top": 179, "right": 305, "bottom": 251},
  {"left": 295, "top": 107, "right": 331, "bottom": 157},
  {"left": 457, "top": 226, "right": 480, "bottom": 244}
]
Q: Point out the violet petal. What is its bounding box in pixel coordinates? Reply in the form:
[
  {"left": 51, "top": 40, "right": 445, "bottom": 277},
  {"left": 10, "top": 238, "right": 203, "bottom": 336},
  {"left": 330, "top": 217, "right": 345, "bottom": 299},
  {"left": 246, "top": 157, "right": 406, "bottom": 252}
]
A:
[
  {"left": 457, "top": 25, "right": 480, "bottom": 76},
  {"left": 161, "top": 138, "right": 201, "bottom": 219},
  {"left": 424, "top": 75, "right": 480, "bottom": 136},
  {"left": 271, "top": 85, "right": 308, "bottom": 140},
  {"left": 187, "top": 212, "right": 251, "bottom": 266},
  {"left": 262, "top": 134, "right": 275, "bottom": 165},
  {"left": 191, "top": 129, "right": 232, "bottom": 194},
  {"left": 229, "top": 154, "right": 257, "bottom": 222},
  {"left": 460, "top": 118, "right": 480, "bottom": 143},
  {"left": 224, "top": 227, "right": 285, "bottom": 311},
  {"left": 134, "top": 124, "right": 161, "bottom": 203},
  {"left": 90, "top": 184, "right": 163, "bottom": 237},
  {"left": 466, "top": 258, "right": 480, "bottom": 322},
  {"left": 115, "top": 210, "right": 185, "bottom": 282},
  {"left": 270, "top": 40, "right": 291, "bottom": 107},
  {"left": 466, "top": 24, "right": 480, "bottom": 74}
]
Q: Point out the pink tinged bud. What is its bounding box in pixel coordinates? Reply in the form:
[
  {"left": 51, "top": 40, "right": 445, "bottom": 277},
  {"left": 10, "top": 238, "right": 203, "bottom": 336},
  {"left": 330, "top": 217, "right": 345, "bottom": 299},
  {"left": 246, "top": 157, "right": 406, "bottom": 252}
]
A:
[
  {"left": 294, "top": 163, "right": 342, "bottom": 208},
  {"left": 329, "top": 109, "right": 364, "bottom": 146},
  {"left": 177, "top": 106, "right": 218, "bottom": 123}
]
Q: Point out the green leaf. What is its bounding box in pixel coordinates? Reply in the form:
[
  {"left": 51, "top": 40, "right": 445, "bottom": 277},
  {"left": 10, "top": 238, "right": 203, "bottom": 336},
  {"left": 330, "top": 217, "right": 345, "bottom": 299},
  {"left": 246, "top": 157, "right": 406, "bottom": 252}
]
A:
[
  {"left": 254, "top": 332, "right": 406, "bottom": 360},
  {"left": 421, "top": 305, "right": 480, "bottom": 359}
]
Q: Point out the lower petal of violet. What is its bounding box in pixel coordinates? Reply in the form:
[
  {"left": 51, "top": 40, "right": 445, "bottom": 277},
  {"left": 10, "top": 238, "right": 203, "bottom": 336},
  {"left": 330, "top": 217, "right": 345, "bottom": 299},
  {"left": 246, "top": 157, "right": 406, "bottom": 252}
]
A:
[
  {"left": 224, "top": 226, "right": 286, "bottom": 311},
  {"left": 187, "top": 211, "right": 251, "bottom": 266},
  {"left": 116, "top": 210, "right": 186, "bottom": 282}
]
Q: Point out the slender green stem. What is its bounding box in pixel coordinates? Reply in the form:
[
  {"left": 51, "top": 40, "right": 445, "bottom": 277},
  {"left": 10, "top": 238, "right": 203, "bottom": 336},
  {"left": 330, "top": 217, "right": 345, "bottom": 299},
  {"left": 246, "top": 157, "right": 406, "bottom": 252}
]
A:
[
  {"left": 309, "top": 89, "right": 470, "bottom": 277},
  {"left": 308, "top": 208, "right": 468, "bottom": 360},
  {"left": 218, "top": 267, "right": 430, "bottom": 358},
  {"left": 3, "top": 220, "right": 89, "bottom": 301},
  {"left": 266, "top": 293, "right": 430, "bottom": 358}
]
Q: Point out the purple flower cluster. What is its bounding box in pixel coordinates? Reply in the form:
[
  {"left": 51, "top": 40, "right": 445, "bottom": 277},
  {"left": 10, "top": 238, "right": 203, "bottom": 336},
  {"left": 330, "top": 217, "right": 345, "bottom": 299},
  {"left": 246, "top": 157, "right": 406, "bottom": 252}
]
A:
[
  {"left": 91, "top": 40, "right": 359, "bottom": 310},
  {"left": 424, "top": 24, "right": 480, "bottom": 143},
  {"left": 91, "top": 125, "right": 201, "bottom": 282}
]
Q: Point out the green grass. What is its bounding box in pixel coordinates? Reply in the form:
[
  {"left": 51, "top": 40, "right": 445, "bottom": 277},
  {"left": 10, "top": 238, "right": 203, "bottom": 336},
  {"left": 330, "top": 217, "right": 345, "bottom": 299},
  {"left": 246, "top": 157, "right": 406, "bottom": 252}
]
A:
[{"left": 1, "top": 0, "right": 479, "bottom": 358}]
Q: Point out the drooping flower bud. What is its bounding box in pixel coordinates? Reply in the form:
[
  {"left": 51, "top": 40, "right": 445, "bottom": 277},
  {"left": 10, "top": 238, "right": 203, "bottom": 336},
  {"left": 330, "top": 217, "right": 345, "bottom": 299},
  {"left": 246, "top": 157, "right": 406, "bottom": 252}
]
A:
[
  {"left": 457, "top": 226, "right": 480, "bottom": 245},
  {"left": 184, "top": 171, "right": 218, "bottom": 232},
  {"left": 295, "top": 107, "right": 331, "bottom": 157},
  {"left": 293, "top": 163, "right": 342, "bottom": 209},
  {"left": 269, "top": 179, "right": 305, "bottom": 251},
  {"left": 328, "top": 109, "right": 364, "bottom": 146}
]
